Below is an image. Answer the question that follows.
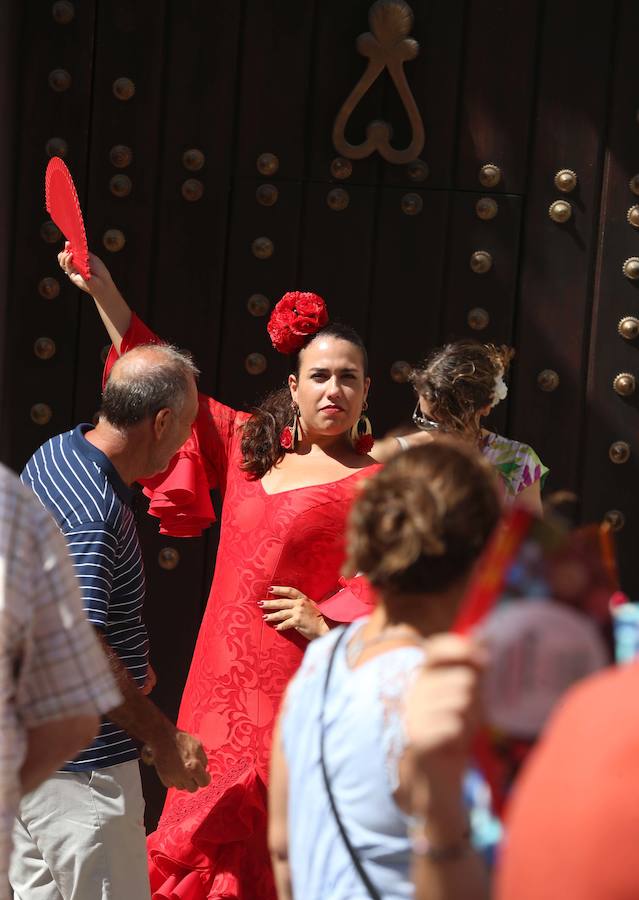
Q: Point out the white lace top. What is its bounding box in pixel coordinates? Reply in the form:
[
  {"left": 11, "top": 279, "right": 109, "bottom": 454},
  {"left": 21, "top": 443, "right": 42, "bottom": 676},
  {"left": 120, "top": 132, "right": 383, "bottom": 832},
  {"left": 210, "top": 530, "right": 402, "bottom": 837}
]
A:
[{"left": 281, "top": 619, "right": 425, "bottom": 900}]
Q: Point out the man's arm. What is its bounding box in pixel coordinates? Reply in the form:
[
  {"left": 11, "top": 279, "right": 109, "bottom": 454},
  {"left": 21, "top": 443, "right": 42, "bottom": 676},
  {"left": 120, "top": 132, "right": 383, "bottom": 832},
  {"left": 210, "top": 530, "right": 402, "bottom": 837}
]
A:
[
  {"left": 60, "top": 519, "right": 209, "bottom": 793},
  {"left": 20, "top": 716, "right": 100, "bottom": 794},
  {"left": 268, "top": 717, "right": 293, "bottom": 900},
  {"left": 58, "top": 246, "right": 131, "bottom": 352},
  {"left": 98, "top": 636, "right": 210, "bottom": 793}
]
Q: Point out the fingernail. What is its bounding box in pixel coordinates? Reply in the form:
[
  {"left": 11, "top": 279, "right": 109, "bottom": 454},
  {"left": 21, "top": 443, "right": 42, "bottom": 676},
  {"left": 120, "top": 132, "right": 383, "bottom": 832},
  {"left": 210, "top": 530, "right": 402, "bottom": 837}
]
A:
[{"left": 257, "top": 601, "right": 264, "bottom": 607}]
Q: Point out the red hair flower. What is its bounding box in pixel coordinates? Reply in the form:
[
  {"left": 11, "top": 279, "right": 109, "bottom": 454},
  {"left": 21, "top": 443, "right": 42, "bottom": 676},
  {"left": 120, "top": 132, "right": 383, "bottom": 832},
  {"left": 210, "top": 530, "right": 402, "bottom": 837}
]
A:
[{"left": 267, "top": 291, "right": 329, "bottom": 354}]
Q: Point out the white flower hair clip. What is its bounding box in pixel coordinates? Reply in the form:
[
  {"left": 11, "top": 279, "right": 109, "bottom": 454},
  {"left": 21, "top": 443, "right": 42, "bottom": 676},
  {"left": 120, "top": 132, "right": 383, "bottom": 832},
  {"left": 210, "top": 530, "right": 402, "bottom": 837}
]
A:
[{"left": 491, "top": 370, "right": 508, "bottom": 407}]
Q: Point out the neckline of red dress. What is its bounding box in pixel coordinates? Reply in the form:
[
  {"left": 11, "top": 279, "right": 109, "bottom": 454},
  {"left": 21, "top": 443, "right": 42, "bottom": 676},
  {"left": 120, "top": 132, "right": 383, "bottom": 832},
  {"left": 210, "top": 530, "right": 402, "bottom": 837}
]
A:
[{"left": 258, "top": 463, "right": 380, "bottom": 497}]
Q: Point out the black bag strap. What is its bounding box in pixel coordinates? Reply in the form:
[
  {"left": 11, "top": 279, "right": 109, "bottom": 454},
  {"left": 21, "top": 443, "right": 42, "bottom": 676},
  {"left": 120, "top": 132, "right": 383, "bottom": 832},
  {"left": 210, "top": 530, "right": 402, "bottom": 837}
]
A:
[{"left": 319, "top": 629, "right": 382, "bottom": 900}]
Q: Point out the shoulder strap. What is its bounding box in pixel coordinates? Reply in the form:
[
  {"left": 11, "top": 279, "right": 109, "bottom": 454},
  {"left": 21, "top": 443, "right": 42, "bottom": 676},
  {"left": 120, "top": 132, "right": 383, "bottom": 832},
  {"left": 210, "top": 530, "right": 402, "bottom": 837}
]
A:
[{"left": 319, "top": 629, "right": 382, "bottom": 900}]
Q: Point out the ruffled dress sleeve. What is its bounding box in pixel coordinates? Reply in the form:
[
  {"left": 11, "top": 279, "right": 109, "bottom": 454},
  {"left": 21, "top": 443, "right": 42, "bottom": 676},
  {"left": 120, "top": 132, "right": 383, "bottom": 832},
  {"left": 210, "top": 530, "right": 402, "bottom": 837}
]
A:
[{"left": 102, "top": 313, "right": 248, "bottom": 537}]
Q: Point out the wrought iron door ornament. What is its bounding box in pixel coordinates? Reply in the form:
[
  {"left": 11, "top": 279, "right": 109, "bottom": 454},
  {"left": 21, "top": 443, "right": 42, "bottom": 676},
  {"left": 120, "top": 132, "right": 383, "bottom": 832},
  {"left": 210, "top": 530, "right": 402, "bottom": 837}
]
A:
[{"left": 333, "top": 0, "right": 424, "bottom": 165}]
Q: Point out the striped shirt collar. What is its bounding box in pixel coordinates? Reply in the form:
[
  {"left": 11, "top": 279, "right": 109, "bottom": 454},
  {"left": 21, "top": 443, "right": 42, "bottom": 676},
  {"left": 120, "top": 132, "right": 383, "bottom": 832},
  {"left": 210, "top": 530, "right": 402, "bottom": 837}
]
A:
[{"left": 70, "top": 424, "right": 135, "bottom": 507}]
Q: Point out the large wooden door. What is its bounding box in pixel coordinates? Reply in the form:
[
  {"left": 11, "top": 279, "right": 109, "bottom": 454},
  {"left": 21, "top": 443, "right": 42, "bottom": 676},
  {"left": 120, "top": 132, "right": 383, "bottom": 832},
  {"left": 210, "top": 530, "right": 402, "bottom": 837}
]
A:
[{"left": 2, "top": 0, "right": 638, "bottom": 825}]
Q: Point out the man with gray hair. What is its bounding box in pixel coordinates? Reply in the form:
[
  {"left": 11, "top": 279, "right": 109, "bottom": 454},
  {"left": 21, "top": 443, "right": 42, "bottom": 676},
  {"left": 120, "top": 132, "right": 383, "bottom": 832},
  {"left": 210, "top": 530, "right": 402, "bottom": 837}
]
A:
[{"left": 13, "top": 343, "right": 210, "bottom": 900}]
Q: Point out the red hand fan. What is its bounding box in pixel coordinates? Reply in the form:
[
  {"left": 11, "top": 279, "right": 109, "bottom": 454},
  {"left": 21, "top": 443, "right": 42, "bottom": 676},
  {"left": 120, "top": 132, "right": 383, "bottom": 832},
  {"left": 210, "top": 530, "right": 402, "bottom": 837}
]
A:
[{"left": 45, "top": 157, "right": 91, "bottom": 280}]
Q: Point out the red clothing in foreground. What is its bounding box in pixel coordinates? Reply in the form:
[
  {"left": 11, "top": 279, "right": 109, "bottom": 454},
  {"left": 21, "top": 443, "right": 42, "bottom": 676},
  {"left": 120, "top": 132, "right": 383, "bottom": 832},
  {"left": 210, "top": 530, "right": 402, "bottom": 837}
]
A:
[
  {"left": 497, "top": 662, "right": 639, "bottom": 900},
  {"left": 104, "top": 317, "right": 381, "bottom": 899}
]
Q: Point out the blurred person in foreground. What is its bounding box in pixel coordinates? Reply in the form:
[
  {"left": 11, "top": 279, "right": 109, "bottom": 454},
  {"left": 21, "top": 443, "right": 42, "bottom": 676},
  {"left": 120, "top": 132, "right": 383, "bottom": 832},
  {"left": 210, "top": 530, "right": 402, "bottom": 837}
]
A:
[
  {"left": 269, "top": 442, "right": 500, "bottom": 900},
  {"left": 496, "top": 657, "right": 639, "bottom": 900},
  {"left": 0, "top": 463, "right": 122, "bottom": 900}
]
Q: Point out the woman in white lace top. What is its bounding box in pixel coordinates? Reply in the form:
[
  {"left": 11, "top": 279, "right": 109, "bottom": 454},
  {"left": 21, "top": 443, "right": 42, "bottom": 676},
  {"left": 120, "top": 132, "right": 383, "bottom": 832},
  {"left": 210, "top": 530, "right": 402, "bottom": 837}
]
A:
[{"left": 268, "top": 441, "right": 500, "bottom": 900}]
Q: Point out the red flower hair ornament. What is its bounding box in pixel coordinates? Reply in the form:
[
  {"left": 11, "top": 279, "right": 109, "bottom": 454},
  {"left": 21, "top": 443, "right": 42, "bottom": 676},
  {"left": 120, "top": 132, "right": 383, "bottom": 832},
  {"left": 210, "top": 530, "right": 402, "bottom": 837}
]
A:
[{"left": 267, "top": 291, "right": 329, "bottom": 355}]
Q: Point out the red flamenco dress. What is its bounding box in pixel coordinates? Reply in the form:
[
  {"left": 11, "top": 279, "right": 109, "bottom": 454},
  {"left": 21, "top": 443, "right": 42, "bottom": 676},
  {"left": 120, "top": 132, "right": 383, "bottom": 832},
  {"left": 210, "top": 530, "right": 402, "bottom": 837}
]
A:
[{"left": 104, "top": 315, "right": 380, "bottom": 900}]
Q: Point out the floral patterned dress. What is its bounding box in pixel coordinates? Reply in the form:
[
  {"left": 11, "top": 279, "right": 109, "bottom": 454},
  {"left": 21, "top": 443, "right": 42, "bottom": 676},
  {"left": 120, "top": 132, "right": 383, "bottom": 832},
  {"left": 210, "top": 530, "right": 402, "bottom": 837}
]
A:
[{"left": 480, "top": 432, "right": 548, "bottom": 500}]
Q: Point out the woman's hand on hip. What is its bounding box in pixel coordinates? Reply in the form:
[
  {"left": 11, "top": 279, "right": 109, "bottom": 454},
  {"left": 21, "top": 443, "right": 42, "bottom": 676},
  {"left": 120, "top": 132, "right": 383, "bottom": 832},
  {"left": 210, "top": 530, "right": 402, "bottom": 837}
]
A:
[{"left": 260, "top": 587, "right": 329, "bottom": 641}]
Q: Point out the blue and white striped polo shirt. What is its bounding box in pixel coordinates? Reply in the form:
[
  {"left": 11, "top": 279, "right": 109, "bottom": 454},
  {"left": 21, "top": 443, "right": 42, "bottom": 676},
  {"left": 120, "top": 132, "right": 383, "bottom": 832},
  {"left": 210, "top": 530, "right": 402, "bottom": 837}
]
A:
[{"left": 21, "top": 424, "right": 148, "bottom": 771}]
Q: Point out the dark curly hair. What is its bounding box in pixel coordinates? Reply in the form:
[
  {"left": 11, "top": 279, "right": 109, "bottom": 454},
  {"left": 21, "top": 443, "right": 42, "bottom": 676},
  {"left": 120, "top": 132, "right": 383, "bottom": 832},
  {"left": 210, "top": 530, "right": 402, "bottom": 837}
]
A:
[
  {"left": 345, "top": 440, "right": 500, "bottom": 595},
  {"left": 240, "top": 323, "right": 368, "bottom": 479},
  {"left": 410, "top": 339, "right": 514, "bottom": 438}
]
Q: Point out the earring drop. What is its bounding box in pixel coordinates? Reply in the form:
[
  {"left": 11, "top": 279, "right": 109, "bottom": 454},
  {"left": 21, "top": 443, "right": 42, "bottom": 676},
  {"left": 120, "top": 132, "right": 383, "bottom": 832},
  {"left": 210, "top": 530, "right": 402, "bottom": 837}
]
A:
[
  {"left": 280, "top": 404, "right": 301, "bottom": 450},
  {"left": 350, "top": 405, "right": 374, "bottom": 455}
]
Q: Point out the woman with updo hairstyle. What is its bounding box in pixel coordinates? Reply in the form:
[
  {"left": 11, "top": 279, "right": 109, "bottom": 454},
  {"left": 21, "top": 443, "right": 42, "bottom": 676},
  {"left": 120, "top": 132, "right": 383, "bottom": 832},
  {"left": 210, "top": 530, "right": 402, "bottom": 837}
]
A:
[
  {"left": 409, "top": 340, "right": 547, "bottom": 515},
  {"left": 270, "top": 441, "right": 499, "bottom": 900}
]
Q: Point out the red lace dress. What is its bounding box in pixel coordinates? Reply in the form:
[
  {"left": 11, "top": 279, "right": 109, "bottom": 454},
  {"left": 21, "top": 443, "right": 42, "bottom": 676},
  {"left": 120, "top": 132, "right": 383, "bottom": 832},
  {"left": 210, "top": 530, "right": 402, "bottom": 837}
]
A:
[{"left": 103, "top": 316, "right": 381, "bottom": 900}]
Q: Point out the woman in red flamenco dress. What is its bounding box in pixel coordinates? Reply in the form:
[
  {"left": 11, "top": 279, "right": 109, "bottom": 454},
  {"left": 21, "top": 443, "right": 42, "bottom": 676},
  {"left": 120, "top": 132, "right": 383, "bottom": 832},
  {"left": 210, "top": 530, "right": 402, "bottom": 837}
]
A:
[{"left": 58, "top": 249, "right": 391, "bottom": 899}]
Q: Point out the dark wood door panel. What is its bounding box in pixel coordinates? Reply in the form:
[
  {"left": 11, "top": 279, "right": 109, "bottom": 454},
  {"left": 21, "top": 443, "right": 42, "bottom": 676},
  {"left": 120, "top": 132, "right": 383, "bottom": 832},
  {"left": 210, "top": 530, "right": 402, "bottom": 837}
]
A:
[
  {"left": 581, "top": 0, "right": 639, "bottom": 595},
  {"left": 441, "top": 192, "right": 523, "bottom": 436},
  {"left": 73, "top": 0, "right": 168, "bottom": 425},
  {"left": 236, "top": 0, "right": 316, "bottom": 181},
  {"left": 509, "top": 0, "right": 616, "bottom": 496},
  {"left": 298, "top": 182, "right": 377, "bottom": 334},
  {"left": 455, "top": 0, "right": 540, "bottom": 194},
  {"left": 382, "top": 0, "right": 466, "bottom": 191},
  {"left": 309, "top": 0, "right": 384, "bottom": 184},
  {"left": 6, "top": 1, "right": 96, "bottom": 470},
  {"left": 0, "top": 0, "right": 19, "bottom": 462},
  {"left": 367, "top": 186, "right": 451, "bottom": 435},
  {"left": 442, "top": 192, "right": 523, "bottom": 343},
  {"left": 144, "top": 1, "right": 242, "bottom": 399},
  {"left": 216, "top": 179, "right": 303, "bottom": 409}
]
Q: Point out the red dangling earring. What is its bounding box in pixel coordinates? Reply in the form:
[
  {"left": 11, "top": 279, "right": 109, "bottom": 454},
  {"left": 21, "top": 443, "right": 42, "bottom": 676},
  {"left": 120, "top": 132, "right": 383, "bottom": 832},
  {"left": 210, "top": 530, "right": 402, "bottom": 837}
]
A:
[
  {"left": 280, "top": 404, "right": 301, "bottom": 451},
  {"left": 349, "top": 403, "right": 374, "bottom": 455}
]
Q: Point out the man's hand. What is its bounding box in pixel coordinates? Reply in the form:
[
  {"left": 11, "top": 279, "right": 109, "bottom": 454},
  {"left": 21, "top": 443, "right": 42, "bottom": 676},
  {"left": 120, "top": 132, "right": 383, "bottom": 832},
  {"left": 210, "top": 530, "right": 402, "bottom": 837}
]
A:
[
  {"left": 147, "top": 729, "right": 210, "bottom": 793},
  {"left": 58, "top": 244, "right": 115, "bottom": 299},
  {"left": 140, "top": 664, "right": 157, "bottom": 696},
  {"left": 261, "top": 587, "right": 329, "bottom": 641},
  {"left": 98, "top": 636, "right": 209, "bottom": 793}
]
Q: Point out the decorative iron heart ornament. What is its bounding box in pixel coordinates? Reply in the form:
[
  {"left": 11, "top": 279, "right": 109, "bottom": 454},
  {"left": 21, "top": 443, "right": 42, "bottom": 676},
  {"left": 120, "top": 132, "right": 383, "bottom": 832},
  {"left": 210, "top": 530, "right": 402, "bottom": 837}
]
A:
[
  {"left": 45, "top": 156, "right": 91, "bottom": 280},
  {"left": 332, "top": 0, "right": 425, "bottom": 165}
]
